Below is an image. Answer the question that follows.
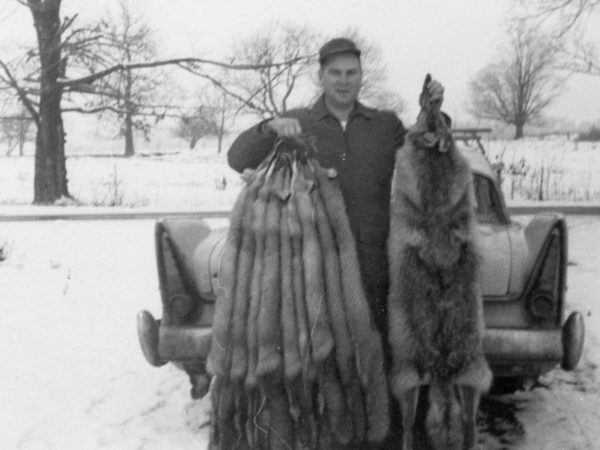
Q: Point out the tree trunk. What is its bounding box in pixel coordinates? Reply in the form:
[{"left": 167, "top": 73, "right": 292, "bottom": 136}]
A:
[
  {"left": 124, "top": 69, "right": 135, "bottom": 156},
  {"left": 217, "top": 129, "right": 224, "bottom": 154},
  {"left": 217, "top": 93, "right": 226, "bottom": 154},
  {"left": 34, "top": 96, "right": 68, "bottom": 203},
  {"left": 18, "top": 130, "right": 26, "bottom": 156},
  {"left": 514, "top": 121, "right": 525, "bottom": 140},
  {"left": 124, "top": 112, "right": 134, "bottom": 156},
  {"left": 30, "top": 0, "right": 70, "bottom": 204},
  {"left": 17, "top": 111, "right": 31, "bottom": 156},
  {"left": 538, "top": 166, "right": 545, "bottom": 201}
]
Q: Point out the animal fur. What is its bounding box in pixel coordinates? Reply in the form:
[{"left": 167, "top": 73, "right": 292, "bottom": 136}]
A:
[
  {"left": 256, "top": 169, "right": 285, "bottom": 379},
  {"left": 294, "top": 164, "right": 334, "bottom": 365},
  {"left": 279, "top": 172, "right": 302, "bottom": 382},
  {"left": 314, "top": 162, "right": 390, "bottom": 443},
  {"left": 388, "top": 75, "right": 492, "bottom": 449},
  {"left": 207, "top": 171, "right": 254, "bottom": 377},
  {"left": 229, "top": 172, "right": 263, "bottom": 382},
  {"left": 244, "top": 172, "right": 270, "bottom": 389},
  {"left": 314, "top": 186, "right": 367, "bottom": 442},
  {"left": 287, "top": 183, "right": 314, "bottom": 381}
]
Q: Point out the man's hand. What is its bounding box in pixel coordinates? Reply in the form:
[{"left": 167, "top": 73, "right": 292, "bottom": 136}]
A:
[
  {"left": 264, "top": 118, "right": 303, "bottom": 137},
  {"left": 427, "top": 79, "right": 444, "bottom": 107}
]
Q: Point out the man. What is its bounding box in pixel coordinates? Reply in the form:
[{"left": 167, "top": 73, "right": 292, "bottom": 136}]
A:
[
  {"left": 228, "top": 37, "right": 431, "bottom": 341},
  {"left": 228, "top": 36, "right": 445, "bottom": 447}
]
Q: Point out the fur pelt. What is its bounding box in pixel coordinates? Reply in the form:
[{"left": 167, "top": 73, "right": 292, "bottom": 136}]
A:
[
  {"left": 387, "top": 75, "right": 492, "bottom": 448},
  {"left": 388, "top": 141, "right": 489, "bottom": 387}
]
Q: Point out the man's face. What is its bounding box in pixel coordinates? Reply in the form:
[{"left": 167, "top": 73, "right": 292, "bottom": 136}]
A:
[{"left": 319, "top": 53, "right": 362, "bottom": 110}]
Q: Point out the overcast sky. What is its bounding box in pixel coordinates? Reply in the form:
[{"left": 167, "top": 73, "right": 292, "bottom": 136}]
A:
[{"left": 1, "top": 0, "right": 599, "bottom": 126}]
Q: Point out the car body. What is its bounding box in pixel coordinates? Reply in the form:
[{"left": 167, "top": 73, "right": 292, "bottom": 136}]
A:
[
  {"left": 137, "top": 132, "right": 584, "bottom": 393},
  {"left": 461, "top": 141, "right": 584, "bottom": 380}
]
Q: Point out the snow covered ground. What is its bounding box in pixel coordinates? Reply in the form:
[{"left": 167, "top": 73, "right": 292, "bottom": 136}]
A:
[
  {"left": 0, "top": 220, "right": 214, "bottom": 450},
  {"left": 485, "top": 139, "right": 600, "bottom": 202},
  {"left": 0, "top": 215, "right": 599, "bottom": 449},
  {"left": 0, "top": 152, "right": 244, "bottom": 209},
  {"left": 1, "top": 138, "right": 599, "bottom": 208}
]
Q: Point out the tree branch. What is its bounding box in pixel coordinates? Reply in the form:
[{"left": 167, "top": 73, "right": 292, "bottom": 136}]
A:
[
  {"left": 0, "top": 59, "right": 40, "bottom": 125},
  {"left": 178, "top": 64, "right": 269, "bottom": 115},
  {"left": 57, "top": 56, "right": 310, "bottom": 88}
]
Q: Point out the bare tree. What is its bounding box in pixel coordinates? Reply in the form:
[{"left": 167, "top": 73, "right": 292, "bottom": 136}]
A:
[
  {"left": 182, "top": 25, "right": 405, "bottom": 121},
  {"left": 337, "top": 28, "right": 406, "bottom": 115},
  {"left": 0, "top": 1, "right": 305, "bottom": 204},
  {"left": 0, "top": 111, "right": 33, "bottom": 156},
  {"left": 180, "top": 23, "right": 318, "bottom": 119},
  {"left": 175, "top": 109, "right": 218, "bottom": 150},
  {"left": 519, "top": 0, "right": 598, "bottom": 35},
  {"left": 229, "top": 23, "right": 319, "bottom": 117},
  {"left": 175, "top": 88, "right": 236, "bottom": 153},
  {"left": 468, "top": 23, "right": 562, "bottom": 139},
  {"left": 81, "top": 1, "right": 168, "bottom": 156},
  {"left": 517, "top": 0, "right": 600, "bottom": 76}
]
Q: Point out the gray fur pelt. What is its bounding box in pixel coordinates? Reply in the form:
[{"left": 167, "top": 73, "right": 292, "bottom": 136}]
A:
[{"left": 387, "top": 75, "right": 492, "bottom": 448}]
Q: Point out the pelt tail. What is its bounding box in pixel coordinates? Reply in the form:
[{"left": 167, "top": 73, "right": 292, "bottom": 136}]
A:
[{"left": 425, "top": 383, "right": 464, "bottom": 450}]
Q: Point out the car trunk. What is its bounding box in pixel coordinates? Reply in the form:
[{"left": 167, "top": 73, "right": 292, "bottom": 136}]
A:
[{"left": 478, "top": 222, "right": 512, "bottom": 297}]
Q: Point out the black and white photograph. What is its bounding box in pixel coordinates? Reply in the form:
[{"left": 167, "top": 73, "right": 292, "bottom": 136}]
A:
[{"left": 0, "top": 0, "right": 599, "bottom": 448}]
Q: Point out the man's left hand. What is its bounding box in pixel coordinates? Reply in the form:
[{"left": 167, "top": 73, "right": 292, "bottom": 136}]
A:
[{"left": 428, "top": 79, "right": 444, "bottom": 105}]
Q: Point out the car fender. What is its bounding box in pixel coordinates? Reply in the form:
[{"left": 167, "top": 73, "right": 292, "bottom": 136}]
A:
[
  {"left": 521, "top": 212, "right": 568, "bottom": 312},
  {"left": 154, "top": 218, "right": 219, "bottom": 326}
]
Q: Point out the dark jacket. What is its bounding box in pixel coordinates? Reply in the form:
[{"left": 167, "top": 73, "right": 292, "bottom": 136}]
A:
[{"left": 227, "top": 96, "right": 406, "bottom": 333}]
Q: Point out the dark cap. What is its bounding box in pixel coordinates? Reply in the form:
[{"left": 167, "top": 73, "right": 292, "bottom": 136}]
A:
[{"left": 318, "top": 38, "right": 361, "bottom": 64}]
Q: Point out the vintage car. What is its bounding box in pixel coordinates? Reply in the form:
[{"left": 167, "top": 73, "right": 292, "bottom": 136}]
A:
[{"left": 137, "top": 130, "right": 584, "bottom": 396}]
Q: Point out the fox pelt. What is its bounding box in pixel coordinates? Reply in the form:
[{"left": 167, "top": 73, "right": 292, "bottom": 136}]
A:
[{"left": 387, "top": 75, "right": 492, "bottom": 449}]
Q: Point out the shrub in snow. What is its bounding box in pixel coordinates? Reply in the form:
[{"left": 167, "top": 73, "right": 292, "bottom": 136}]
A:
[
  {"left": 0, "top": 238, "right": 10, "bottom": 262},
  {"left": 576, "top": 126, "right": 600, "bottom": 142}
]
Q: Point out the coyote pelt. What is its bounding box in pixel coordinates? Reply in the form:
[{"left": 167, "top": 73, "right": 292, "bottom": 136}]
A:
[{"left": 388, "top": 76, "right": 492, "bottom": 448}]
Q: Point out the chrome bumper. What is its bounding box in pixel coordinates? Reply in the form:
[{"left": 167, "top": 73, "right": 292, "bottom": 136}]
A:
[
  {"left": 483, "top": 311, "right": 584, "bottom": 371},
  {"left": 138, "top": 310, "right": 584, "bottom": 374},
  {"left": 137, "top": 310, "right": 212, "bottom": 367}
]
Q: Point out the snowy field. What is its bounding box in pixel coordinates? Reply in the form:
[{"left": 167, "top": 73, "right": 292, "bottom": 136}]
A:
[
  {"left": 485, "top": 139, "right": 600, "bottom": 202},
  {"left": 0, "top": 220, "right": 214, "bottom": 450},
  {"left": 0, "top": 215, "right": 599, "bottom": 449},
  {"left": 0, "top": 152, "right": 244, "bottom": 209},
  {"left": 1, "top": 138, "right": 600, "bottom": 209}
]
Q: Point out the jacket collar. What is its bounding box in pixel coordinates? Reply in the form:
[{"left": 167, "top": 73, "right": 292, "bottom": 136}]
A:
[{"left": 310, "top": 94, "right": 374, "bottom": 121}]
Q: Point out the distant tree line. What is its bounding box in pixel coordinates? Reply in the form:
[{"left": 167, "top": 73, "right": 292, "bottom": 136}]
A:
[{"left": 577, "top": 126, "right": 600, "bottom": 142}]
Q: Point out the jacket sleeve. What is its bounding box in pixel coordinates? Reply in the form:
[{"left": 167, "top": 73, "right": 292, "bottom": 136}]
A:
[
  {"left": 227, "top": 120, "right": 276, "bottom": 173},
  {"left": 393, "top": 115, "right": 408, "bottom": 149}
]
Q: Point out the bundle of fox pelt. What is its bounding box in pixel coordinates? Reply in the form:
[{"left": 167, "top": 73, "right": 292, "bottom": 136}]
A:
[
  {"left": 387, "top": 75, "right": 492, "bottom": 450},
  {"left": 206, "top": 136, "right": 388, "bottom": 449}
]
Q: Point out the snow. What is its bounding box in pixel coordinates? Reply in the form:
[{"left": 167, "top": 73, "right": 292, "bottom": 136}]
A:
[
  {"left": 0, "top": 220, "right": 216, "bottom": 449},
  {"left": 484, "top": 139, "right": 600, "bottom": 202},
  {"left": 0, "top": 152, "right": 244, "bottom": 209},
  {"left": 0, "top": 215, "right": 599, "bottom": 449},
  {"left": 1, "top": 139, "right": 600, "bottom": 209}
]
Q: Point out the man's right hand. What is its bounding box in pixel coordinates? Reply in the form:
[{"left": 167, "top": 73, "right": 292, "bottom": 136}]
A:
[{"left": 264, "top": 118, "right": 303, "bottom": 137}]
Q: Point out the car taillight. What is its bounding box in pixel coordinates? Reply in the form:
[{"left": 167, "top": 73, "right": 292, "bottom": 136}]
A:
[
  {"left": 528, "top": 292, "right": 556, "bottom": 321},
  {"left": 526, "top": 229, "right": 562, "bottom": 326}
]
